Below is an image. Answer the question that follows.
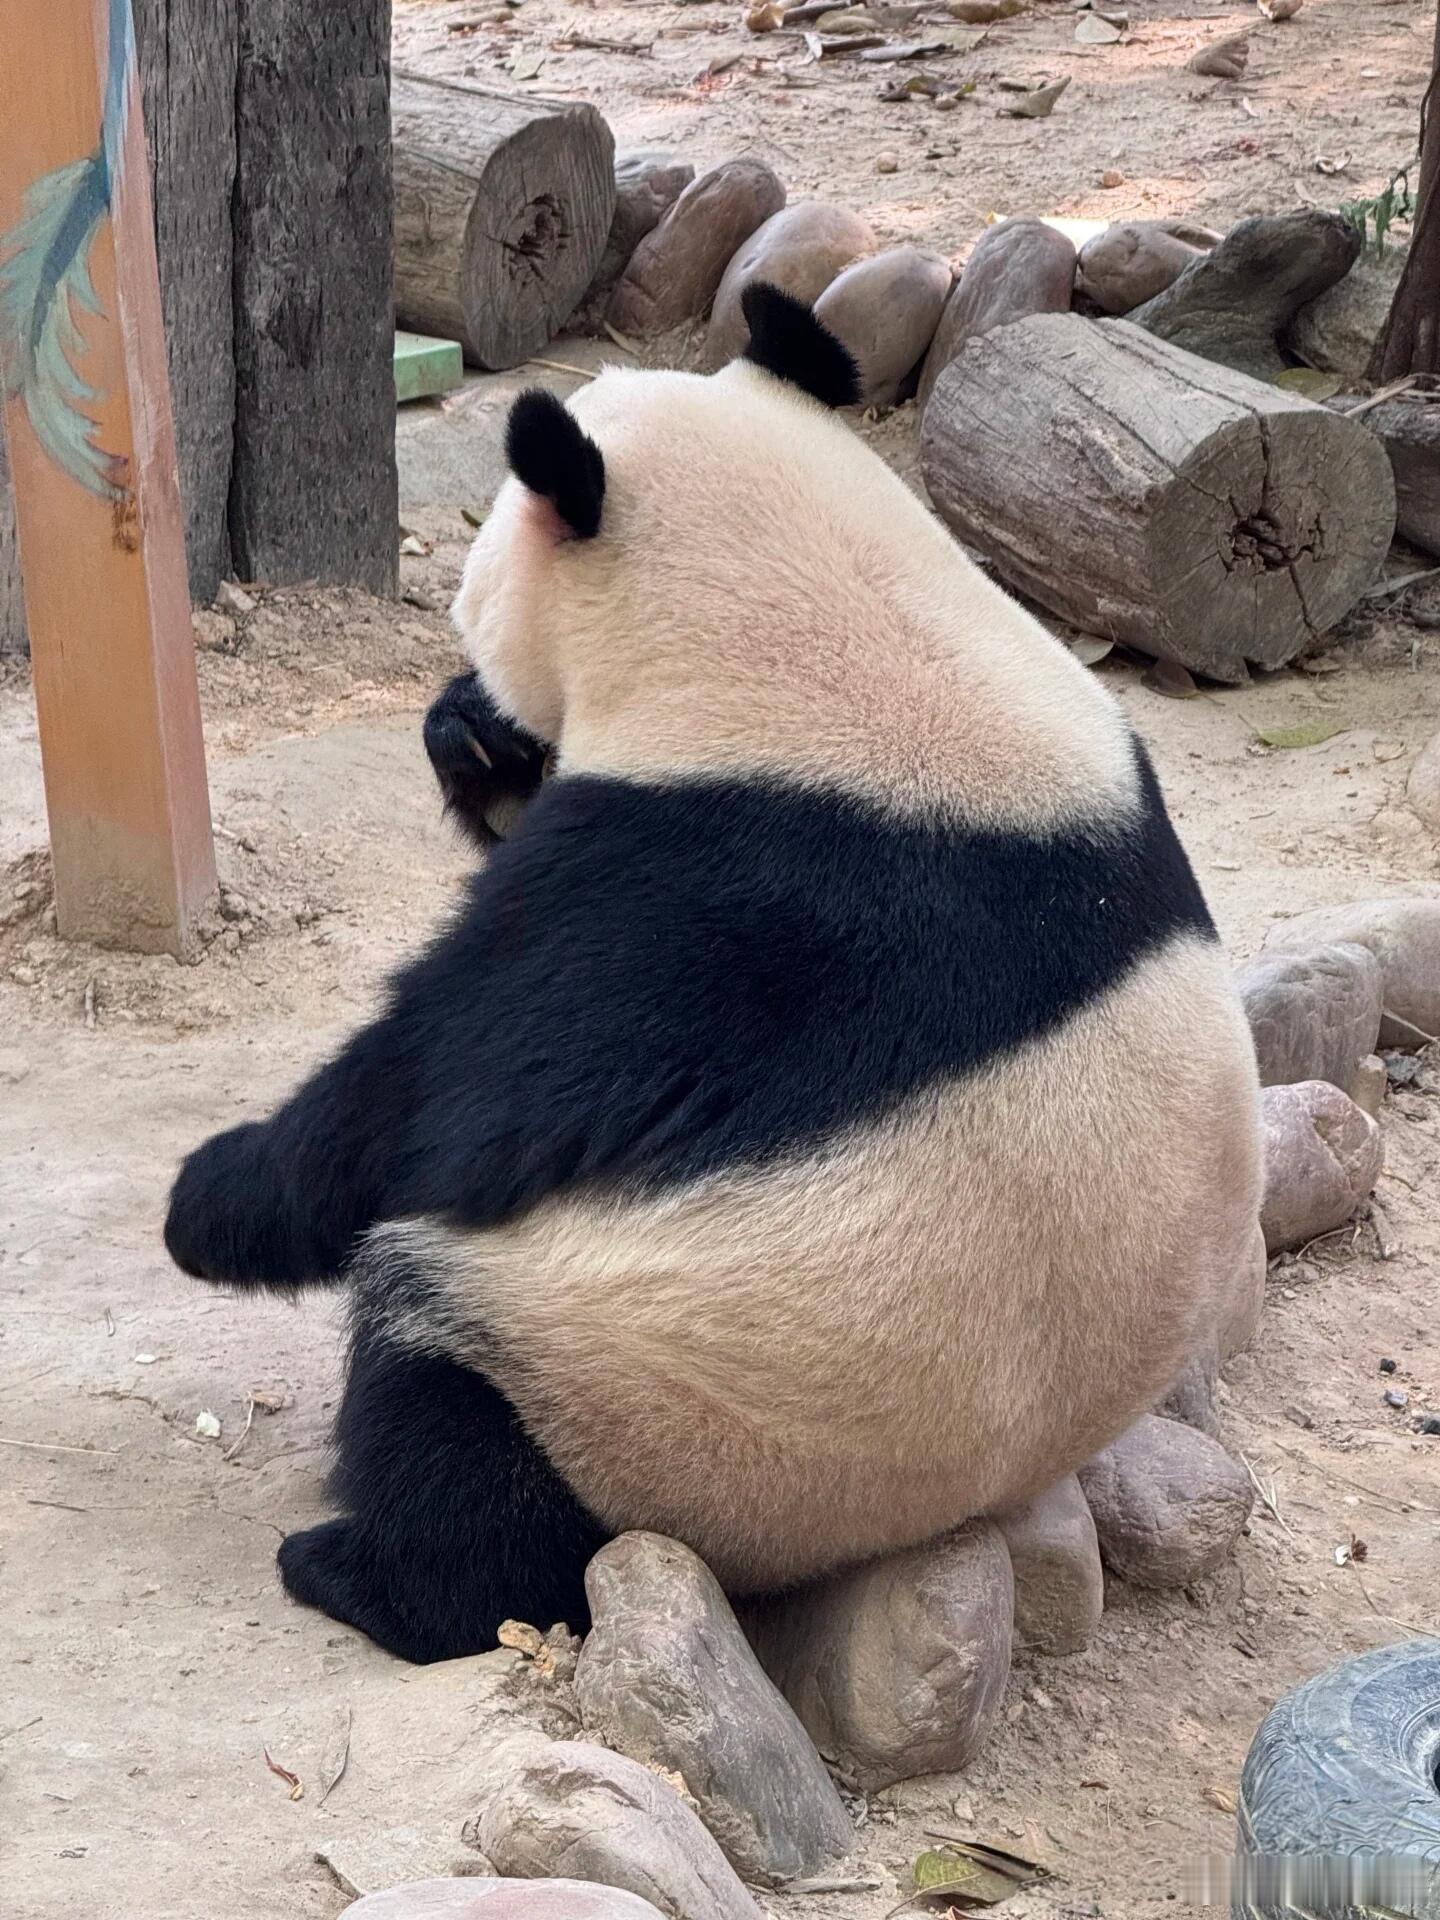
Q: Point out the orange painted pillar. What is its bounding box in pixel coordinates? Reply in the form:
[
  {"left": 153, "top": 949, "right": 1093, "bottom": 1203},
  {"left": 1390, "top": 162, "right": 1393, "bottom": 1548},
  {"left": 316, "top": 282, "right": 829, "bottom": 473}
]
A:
[{"left": 0, "top": 0, "right": 215, "bottom": 955}]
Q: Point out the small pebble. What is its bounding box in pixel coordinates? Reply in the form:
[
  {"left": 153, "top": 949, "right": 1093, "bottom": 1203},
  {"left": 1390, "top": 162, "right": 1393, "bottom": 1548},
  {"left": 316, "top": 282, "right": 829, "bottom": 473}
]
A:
[
  {"left": 1379, "top": 1357, "right": 1398, "bottom": 1374},
  {"left": 875, "top": 153, "right": 899, "bottom": 174},
  {"left": 1383, "top": 1388, "right": 1409, "bottom": 1411},
  {"left": 1418, "top": 1416, "right": 1440, "bottom": 1437},
  {"left": 1101, "top": 169, "right": 1125, "bottom": 189}
]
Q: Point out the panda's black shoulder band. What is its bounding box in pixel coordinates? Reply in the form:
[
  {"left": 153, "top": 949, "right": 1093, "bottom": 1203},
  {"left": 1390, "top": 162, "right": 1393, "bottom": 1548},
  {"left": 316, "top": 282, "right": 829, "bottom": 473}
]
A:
[
  {"left": 506, "top": 389, "right": 606, "bottom": 538},
  {"left": 741, "top": 282, "right": 861, "bottom": 410}
]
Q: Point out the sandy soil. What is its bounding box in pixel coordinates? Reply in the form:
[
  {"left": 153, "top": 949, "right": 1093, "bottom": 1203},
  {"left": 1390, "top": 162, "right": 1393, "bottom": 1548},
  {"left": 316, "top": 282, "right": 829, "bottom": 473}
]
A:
[{"left": 5, "top": 3, "right": 1440, "bottom": 1916}]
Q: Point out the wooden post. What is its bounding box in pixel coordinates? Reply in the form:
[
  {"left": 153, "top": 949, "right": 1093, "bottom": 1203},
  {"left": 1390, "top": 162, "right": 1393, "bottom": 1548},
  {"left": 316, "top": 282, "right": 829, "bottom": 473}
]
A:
[{"left": 0, "top": 0, "right": 215, "bottom": 955}]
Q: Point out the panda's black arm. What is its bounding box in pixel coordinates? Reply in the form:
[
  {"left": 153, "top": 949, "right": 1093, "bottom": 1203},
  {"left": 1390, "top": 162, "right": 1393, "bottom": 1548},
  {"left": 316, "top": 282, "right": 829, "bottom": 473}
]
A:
[{"left": 163, "top": 1004, "right": 420, "bottom": 1291}]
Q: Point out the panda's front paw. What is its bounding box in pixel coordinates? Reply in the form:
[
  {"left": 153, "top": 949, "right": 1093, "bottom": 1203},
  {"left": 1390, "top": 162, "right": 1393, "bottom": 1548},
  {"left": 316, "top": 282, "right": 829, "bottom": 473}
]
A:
[
  {"left": 423, "top": 672, "right": 548, "bottom": 847},
  {"left": 164, "top": 1122, "right": 276, "bottom": 1286}
]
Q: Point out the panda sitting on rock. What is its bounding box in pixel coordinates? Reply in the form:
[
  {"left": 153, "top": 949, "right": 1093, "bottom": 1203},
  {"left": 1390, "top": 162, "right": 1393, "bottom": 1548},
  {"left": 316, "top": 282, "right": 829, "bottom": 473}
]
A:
[{"left": 165, "top": 285, "right": 1262, "bottom": 1665}]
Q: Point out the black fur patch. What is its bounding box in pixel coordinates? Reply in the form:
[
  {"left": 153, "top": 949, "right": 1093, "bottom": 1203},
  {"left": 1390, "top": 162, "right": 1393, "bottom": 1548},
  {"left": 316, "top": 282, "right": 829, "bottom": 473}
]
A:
[
  {"left": 741, "top": 281, "right": 862, "bottom": 409},
  {"left": 423, "top": 671, "right": 549, "bottom": 849},
  {"left": 505, "top": 388, "right": 605, "bottom": 538},
  {"left": 277, "top": 1321, "right": 604, "bottom": 1662},
  {"left": 164, "top": 740, "right": 1212, "bottom": 1291}
]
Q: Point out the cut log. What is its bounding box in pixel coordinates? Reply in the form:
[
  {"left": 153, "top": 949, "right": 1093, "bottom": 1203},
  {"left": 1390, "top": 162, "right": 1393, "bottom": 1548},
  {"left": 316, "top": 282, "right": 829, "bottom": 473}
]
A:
[
  {"left": 392, "top": 71, "right": 615, "bottom": 371},
  {"left": 230, "top": 0, "right": 397, "bottom": 592},
  {"left": 133, "top": 0, "right": 238, "bottom": 603},
  {"left": 1343, "top": 393, "right": 1440, "bottom": 558},
  {"left": 920, "top": 314, "right": 1395, "bottom": 682}
]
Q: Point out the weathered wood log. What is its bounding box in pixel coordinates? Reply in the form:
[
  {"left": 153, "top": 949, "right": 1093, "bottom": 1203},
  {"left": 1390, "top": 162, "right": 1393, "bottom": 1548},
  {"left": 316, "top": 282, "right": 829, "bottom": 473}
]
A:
[
  {"left": 1345, "top": 393, "right": 1440, "bottom": 557},
  {"left": 133, "top": 0, "right": 238, "bottom": 603},
  {"left": 230, "top": 0, "right": 397, "bottom": 592},
  {"left": 392, "top": 71, "right": 615, "bottom": 371},
  {"left": 920, "top": 315, "right": 1396, "bottom": 683}
]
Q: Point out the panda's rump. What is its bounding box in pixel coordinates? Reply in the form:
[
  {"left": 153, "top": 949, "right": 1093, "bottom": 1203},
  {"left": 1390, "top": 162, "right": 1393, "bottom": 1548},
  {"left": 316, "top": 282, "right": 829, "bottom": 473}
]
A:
[{"left": 375, "top": 933, "right": 1259, "bottom": 1593}]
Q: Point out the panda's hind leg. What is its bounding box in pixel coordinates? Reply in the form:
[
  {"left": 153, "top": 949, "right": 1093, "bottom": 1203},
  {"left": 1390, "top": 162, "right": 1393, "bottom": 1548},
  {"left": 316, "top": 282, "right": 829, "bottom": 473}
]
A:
[{"left": 278, "top": 1324, "right": 605, "bottom": 1664}]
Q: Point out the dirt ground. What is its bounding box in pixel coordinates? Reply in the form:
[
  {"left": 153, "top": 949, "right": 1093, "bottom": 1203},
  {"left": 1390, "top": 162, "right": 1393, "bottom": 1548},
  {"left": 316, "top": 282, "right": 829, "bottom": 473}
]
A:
[{"left": 5, "top": 2, "right": 1440, "bottom": 1916}]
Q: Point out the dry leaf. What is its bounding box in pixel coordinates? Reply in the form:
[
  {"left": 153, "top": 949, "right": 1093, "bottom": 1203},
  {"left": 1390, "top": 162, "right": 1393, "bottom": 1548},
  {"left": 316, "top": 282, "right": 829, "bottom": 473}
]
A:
[
  {"left": 1076, "top": 11, "right": 1121, "bottom": 40},
  {"left": 745, "top": 1, "right": 785, "bottom": 27},
  {"left": 318, "top": 1707, "right": 353, "bottom": 1805},
  {"left": 194, "top": 1410, "right": 221, "bottom": 1439},
  {"left": 1187, "top": 32, "right": 1248, "bottom": 78},
  {"left": 1255, "top": 721, "right": 1346, "bottom": 749},
  {"left": 861, "top": 39, "right": 947, "bottom": 60},
  {"left": 1204, "top": 1785, "right": 1238, "bottom": 1814},
  {"left": 498, "top": 1618, "right": 547, "bottom": 1658},
  {"left": 815, "top": 5, "right": 879, "bottom": 30},
  {"left": 880, "top": 69, "right": 946, "bottom": 97},
  {"left": 263, "top": 1748, "right": 304, "bottom": 1801},
  {"left": 999, "top": 75, "right": 1070, "bottom": 117},
  {"left": 248, "top": 1389, "right": 286, "bottom": 1414},
  {"left": 1274, "top": 367, "right": 1343, "bottom": 401},
  {"left": 507, "top": 45, "right": 546, "bottom": 78},
  {"left": 1070, "top": 636, "right": 1113, "bottom": 666},
  {"left": 1145, "top": 658, "right": 1199, "bottom": 699}
]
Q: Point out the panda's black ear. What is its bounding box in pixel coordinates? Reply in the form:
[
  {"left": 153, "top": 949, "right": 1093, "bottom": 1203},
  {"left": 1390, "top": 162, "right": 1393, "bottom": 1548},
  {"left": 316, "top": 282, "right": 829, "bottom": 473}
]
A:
[
  {"left": 741, "top": 282, "right": 861, "bottom": 409},
  {"left": 505, "top": 389, "right": 606, "bottom": 538}
]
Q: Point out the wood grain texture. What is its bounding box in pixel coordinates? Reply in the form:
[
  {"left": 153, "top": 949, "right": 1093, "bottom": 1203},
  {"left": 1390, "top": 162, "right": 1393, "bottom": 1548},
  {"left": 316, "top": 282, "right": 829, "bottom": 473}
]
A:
[
  {"left": 920, "top": 315, "right": 1395, "bottom": 682},
  {"left": 392, "top": 70, "right": 615, "bottom": 370},
  {"left": 133, "top": 0, "right": 239, "bottom": 602},
  {"left": 230, "top": 0, "right": 397, "bottom": 592}
]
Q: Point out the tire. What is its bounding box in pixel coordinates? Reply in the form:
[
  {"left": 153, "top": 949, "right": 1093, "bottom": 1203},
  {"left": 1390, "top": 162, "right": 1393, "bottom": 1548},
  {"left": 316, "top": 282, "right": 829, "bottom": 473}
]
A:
[{"left": 1234, "top": 1640, "right": 1440, "bottom": 1919}]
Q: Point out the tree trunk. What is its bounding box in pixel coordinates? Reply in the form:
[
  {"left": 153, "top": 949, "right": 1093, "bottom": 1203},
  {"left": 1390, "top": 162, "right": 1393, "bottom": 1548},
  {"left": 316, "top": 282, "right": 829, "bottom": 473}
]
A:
[
  {"left": 0, "top": 423, "right": 24, "bottom": 658},
  {"left": 229, "top": 0, "right": 397, "bottom": 593},
  {"left": 133, "top": 0, "right": 239, "bottom": 602},
  {"left": 392, "top": 70, "right": 615, "bottom": 371},
  {"left": 1368, "top": 6, "right": 1440, "bottom": 381},
  {"left": 920, "top": 314, "right": 1396, "bottom": 683}
]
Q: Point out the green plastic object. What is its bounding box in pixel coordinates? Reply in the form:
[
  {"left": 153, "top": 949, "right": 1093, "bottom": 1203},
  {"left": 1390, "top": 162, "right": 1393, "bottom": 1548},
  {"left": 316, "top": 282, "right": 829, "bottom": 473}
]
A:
[{"left": 394, "top": 330, "right": 463, "bottom": 404}]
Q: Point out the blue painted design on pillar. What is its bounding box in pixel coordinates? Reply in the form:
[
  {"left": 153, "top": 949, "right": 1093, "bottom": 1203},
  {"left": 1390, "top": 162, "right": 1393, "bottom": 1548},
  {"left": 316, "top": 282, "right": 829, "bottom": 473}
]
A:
[{"left": 0, "top": 0, "right": 136, "bottom": 499}]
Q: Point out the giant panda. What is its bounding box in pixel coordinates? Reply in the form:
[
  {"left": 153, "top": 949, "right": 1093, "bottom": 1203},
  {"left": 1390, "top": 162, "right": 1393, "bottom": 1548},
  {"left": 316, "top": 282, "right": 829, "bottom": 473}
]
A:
[{"left": 165, "top": 284, "right": 1262, "bottom": 1666}]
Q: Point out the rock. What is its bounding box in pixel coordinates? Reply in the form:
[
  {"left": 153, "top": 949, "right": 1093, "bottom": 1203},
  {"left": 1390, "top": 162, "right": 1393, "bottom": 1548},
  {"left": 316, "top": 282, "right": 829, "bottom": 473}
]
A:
[
  {"left": 1236, "top": 942, "right": 1384, "bottom": 1091},
  {"left": 992, "top": 1478, "right": 1103, "bottom": 1657},
  {"left": 1264, "top": 899, "right": 1440, "bottom": 1047},
  {"left": 703, "top": 201, "right": 876, "bottom": 370},
  {"left": 1077, "top": 219, "right": 1220, "bottom": 316},
  {"left": 1349, "top": 1053, "right": 1387, "bottom": 1120},
  {"left": 343, "top": 1883, "right": 668, "bottom": 1920},
  {"left": 1155, "top": 1343, "right": 1221, "bottom": 1438},
  {"left": 1285, "top": 244, "right": 1406, "bottom": 384},
  {"left": 743, "top": 1523, "right": 1013, "bottom": 1792},
  {"left": 1130, "top": 210, "right": 1361, "bottom": 380},
  {"left": 1078, "top": 1415, "right": 1254, "bottom": 1589},
  {"left": 608, "top": 159, "right": 786, "bottom": 338},
  {"left": 575, "top": 1534, "right": 851, "bottom": 1886},
  {"left": 581, "top": 150, "right": 696, "bottom": 322},
  {"left": 1259, "top": 1079, "right": 1383, "bottom": 1254},
  {"left": 917, "top": 218, "right": 1076, "bottom": 411},
  {"left": 814, "top": 245, "right": 953, "bottom": 408},
  {"left": 1407, "top": 730, "right": 1440, "bottom": 833},
  {"left": 478, "top": 1742, "right": 763, "bottom": 1920},
  {"left": 216, "top": 579, "right": 257, "bottom": 616},
  {"left": 1219, "top": 1220, "right": 1267, "bottom": 1364}
]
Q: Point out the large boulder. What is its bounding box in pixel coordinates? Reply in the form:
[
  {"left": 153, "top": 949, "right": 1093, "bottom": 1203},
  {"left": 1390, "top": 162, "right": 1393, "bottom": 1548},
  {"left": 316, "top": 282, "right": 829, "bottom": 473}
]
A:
[
  {"left": 1285, "top": 244, "right": 1408, "bottom": 384},
  {"left": 744, "top": 1523, "right": 1013, "bottom": 1792},
  {"left": 917, "top": 218, "right": 1076, "bottom": 411},
  {"left": 1077, "top": 219, "right": 1220, "bottom": 316},
  {"left": 574, "top": 1534, "right": 851, "bottom": 1887},
  {"left": 1079, "top": 1416, "right": 1253, "bottom": 1588},
  {"left": 814, "top": 245, "right": 953, "bottom": 409},
  {"left": 1237, "top": 943, "right": 1384, "bottom": 1091},
  {"left": 1260, "top": 1080, "right": 1383, "bottom": 1254},
  {"left": 578, "top": 150, "right": 696, "bottom": 324},
  {"left": 1263, "top": 899, "right": 1440, "bottom": 1048},
  {"left": 608, "top": 160, "right": 786, "bottom": 338},
  {"left": 342, "top": 1883, "right": 669, "bottom": 1920},
  {"left": 704, "top": 201, "right": 876, "bottom": 370}
]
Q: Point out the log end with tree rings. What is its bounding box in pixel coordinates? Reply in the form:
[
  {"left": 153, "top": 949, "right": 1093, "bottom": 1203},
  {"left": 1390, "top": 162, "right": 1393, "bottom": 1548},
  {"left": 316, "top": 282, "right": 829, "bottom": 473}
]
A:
[
  {"left": 920, "top": 313, "right": 1397, "bottom": 683},
  {"left": 392, "top": 72, "right": 616, "bottom": 371}
]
